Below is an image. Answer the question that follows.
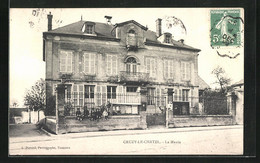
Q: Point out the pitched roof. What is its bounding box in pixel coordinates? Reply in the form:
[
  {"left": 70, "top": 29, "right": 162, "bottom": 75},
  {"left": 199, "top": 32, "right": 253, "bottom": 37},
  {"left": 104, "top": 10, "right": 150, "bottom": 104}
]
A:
[
  {"left": 231, "top": 79, "right": 244, "bottom": 87},
  {"left": 198, "top": 76, "right": 210, "bottom": 90},
  {"left": 44, "top": 20, "right": 200, "bottom": 51}
]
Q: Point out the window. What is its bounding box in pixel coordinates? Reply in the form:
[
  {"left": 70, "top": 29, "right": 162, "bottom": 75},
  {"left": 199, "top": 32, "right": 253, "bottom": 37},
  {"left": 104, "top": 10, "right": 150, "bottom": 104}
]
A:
[
  {"left": 85, "top": 85, "right": 95, "bottom": 98},
  {"left": 181, "top": 62, "right": 191, "bottom": 80},
  {"left": 66, "top": 85, "right": 72, "bottom": 99},
  {"left": 107, "top": 55, "right": 117, "bottom": 75},
  {"left": 126, "top": 87, "right": 138, "bottom": 92},
  {"left": 146, "top": 58, "right": 156, "bottom": 77},
  {"left": 126, "top": 29, "right": 137, "bottom": 47},
  {"left": 164, "top": 60, "right": 175, "bottom": 79},
  {"left": 182, "top": 89, "right": 189, "bottom": 101},
  {"left": 83, "top": 53, "right": 95, "bottom": 74},
  {"left": 147, "top": 88, "right": 155, "bottom": 105},
  {"left": 126, "top": 57, "right": 138, "bottom": 74},
  {"left": 86, "top": 25, "right": 93, "bottom": 34},
  {"left": 73, "top": 85, "right": 84, "bottom": 106},
  {"left": 107, "top": 86, "right": 116, "bottom": 99},
  {"left": 60, "top": 50, "right": 73, "bottom": 73},
  {"left": 165, "top": 35, "right": 171, "bottom": 43}
]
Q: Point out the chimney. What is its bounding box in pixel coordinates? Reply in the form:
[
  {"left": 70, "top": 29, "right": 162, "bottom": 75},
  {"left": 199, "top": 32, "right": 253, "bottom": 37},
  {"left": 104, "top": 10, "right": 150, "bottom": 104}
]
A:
[
  {"left": 104, "top": 15, "right": 112, "bottom": 25},
  {"left": 47, "top": 12, "right": 53, "bottom": 31},
  {"left": 156, "top": 18, "right": 162, "bottom": 37},
  {"left": 178, "top": 39, "right": 184, "bottom": 44}
]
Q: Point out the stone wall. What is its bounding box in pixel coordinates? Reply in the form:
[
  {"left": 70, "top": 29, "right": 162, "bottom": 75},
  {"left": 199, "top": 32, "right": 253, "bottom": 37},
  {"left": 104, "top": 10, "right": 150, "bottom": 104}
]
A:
[
  {"left": 43, "top": 112, "right": 147, "bottom": 134},
  {"left": 168, "top": 114, "right": 234, "bottom": 128}
]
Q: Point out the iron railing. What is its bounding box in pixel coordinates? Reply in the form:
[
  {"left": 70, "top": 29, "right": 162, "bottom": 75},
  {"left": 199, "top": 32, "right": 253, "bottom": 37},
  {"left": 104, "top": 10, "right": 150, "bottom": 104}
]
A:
[{"left": 119, "top": 71, "right": 149, "bottom": 83}]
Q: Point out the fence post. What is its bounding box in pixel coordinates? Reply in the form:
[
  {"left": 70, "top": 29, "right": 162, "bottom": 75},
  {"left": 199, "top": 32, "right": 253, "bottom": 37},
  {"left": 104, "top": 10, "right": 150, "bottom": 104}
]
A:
[
  {"left": 55, "top": 87, "right": 59, "bottom": 134},
  {"left": 227, "top": 92, "right": 237, "bottom": 124}
]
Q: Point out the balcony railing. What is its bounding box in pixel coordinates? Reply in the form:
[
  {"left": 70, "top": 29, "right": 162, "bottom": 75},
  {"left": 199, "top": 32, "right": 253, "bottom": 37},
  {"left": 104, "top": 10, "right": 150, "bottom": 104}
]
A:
[{"left": 119, "top": 71, "right": 149, "bottom": 83}]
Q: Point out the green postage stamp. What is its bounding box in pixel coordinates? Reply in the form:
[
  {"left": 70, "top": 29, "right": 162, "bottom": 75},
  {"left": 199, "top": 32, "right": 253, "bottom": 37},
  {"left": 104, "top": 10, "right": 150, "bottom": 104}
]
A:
[{"left": 210, "top": 9, "right": 242, "bottom": 47}]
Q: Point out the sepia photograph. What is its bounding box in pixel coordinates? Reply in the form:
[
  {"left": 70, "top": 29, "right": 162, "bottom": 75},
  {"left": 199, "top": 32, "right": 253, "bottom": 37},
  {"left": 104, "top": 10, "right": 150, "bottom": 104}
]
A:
[{"left": 9, "top": 8, "right": 244, "bottom": 155}]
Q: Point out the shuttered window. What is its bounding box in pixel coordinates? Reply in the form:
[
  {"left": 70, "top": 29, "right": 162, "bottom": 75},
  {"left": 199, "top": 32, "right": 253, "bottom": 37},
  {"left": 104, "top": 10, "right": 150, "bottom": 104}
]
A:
[
  {"left": 83, "top": 53, "right": 96, "bottom": 74},
  {"left": 164, "top": 60, "right": 174, "bottom": 79},
  {"left": 72, "top": 85, "right": 84, "bottom": 106},
  {"left": 181, "top": 62, "right": 191, "bottom": 80},
  {"left": 107, "top": 55, "right": 117, "bottom": 75},
  {"left": 60, "top": 50, "right": 73, "bottom": 73},
  {"left": 146, "top": 58, "right": 156, "bottom": 77}
]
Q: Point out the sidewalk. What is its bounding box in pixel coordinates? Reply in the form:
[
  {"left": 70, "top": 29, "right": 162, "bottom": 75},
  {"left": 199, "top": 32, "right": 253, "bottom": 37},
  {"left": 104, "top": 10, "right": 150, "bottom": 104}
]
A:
[{"left": 9, "top": 124, "right": 243, "bottom": 144}]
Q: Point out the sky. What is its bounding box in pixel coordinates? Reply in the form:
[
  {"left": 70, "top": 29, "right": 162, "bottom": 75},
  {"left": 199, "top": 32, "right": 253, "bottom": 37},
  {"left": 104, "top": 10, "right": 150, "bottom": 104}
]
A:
[{"left": 9, "top": 8, "right": 244, "bottom": 107}]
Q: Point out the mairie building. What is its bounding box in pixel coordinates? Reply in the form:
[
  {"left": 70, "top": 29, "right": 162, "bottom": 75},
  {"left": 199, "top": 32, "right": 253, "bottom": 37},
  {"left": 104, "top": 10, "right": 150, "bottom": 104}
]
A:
[{"left": 43, "top": 13, "right": 207, "bottom": 124}]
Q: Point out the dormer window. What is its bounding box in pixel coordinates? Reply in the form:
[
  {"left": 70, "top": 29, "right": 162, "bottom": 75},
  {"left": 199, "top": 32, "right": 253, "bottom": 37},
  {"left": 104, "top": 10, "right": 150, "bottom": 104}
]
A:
[
  {"left": 126, "top": 29, "right": 137, "bottom": 50},
  {"left": 165, "top": 35, "right": 171, "bottom": 43},
  {"left": 86, "top": 25, "right": 93, "bottom": 34},
  {"left": 82, "top": 22, "right": 96, "bottom": 35}
]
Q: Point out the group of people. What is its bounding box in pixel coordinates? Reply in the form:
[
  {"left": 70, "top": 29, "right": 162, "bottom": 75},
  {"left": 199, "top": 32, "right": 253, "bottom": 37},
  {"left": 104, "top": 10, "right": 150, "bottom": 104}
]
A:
[{"left": 75, "top": 101, "right": 111, "bottom": 121}]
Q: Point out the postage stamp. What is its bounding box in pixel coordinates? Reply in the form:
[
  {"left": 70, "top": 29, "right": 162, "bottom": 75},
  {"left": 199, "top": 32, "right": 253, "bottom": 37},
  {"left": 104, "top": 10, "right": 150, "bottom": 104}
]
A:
[{"left": 210, "top": 9, "right": 242, "bottom": 47}]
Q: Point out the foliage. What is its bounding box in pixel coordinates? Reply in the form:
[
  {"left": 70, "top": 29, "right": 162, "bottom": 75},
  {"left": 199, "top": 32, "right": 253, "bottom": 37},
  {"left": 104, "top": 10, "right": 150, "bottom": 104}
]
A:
[
  {"left": 202, "top": 89, "right": 228, "bottom": 115},
  {"left": 45, "top": 95, "right": 56, "bottom": 116},
  {"left": 211, "top": 66, "right": 231, "bottom": 93},
  {"left": 64, "top": 102, "right": 73, "bottom": 116},
  {"left": 24, "top": 78, "right": 45, "bottom": 111}
]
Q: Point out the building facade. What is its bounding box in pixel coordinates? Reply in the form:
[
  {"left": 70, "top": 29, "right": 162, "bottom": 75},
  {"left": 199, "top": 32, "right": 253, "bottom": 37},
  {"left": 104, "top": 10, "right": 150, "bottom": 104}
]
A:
[{"left": 43, "top": 13, "right": 202, "bottom": 117}]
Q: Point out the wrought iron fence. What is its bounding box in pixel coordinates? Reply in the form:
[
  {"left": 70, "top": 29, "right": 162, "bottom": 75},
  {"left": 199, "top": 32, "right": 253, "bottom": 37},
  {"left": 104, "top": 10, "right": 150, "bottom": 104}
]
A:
[
  {"left": 145, "top": 95, "right": 228, "bottom": 115},
  {"left": 64, "top": 92, "right": 141, "bottom": 116},
  {"left": 61, "top": 92, "right": 228, "bottom": 116}
]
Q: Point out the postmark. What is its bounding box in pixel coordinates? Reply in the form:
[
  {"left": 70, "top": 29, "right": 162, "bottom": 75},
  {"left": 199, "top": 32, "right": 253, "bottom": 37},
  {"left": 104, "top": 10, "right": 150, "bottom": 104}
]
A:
[{"left": 210, "top": 9, "right": 243, "bottom": 48}]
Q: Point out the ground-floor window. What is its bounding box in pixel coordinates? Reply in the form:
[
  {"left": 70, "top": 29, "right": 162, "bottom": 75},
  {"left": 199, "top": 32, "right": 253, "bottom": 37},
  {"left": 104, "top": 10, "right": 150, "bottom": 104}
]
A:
[
  {"left": 147, "top": 88, "right": 155, "bottom": 105},
  {"left": 107, "top": 86, "right": 116, "bottom": 99}
]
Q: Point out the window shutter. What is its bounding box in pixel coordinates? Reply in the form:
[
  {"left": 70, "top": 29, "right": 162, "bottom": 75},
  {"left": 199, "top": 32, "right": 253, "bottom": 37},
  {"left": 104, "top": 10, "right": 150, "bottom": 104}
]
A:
[
  {"left": 84, "top": 53, "right": 89, "bottom": 73},
  {"left": 146, "top": 58, "right": 150, "bottom": 74},
  {"left": 164, "top": 60, "right": 167, "bottom": 78},
  {"left": 60, "top": 51, "right": 66, "bottom": 72},
  {"left": 79, "top": 85, "right": 84, "bottom": 106},
  {"left": 67, "top": 52, "right": 72, "bottom": 72},
  {"left": 79, "top": 53, "right": 83, "bottom": 73},
  {"left": 179, "top": 89, "right": 182, "bottom": 101},
  {"left": 174, "top": 88, "right": 178, "bottom": 101},
  {"left": 101, "top": 86, "right": 107, "bottom": 105},
  {"left": 107, "top": 55, "right": 112, "bottom": 75},
  {"left": 90, "top": 53, "right": 95, "bottom": 74},
  {"left": 169, "top": 60, "right": 173, "bottom": 78},
  {"left": 181, "top": 62, "right": 185, "bottom": 80},
  {"left": 151, "top": 59, "right": 155, "bottom": 77},
  {"left": 187, "top": 63, "right": 191, "bottom": 80},
  {"left": 96, "top": 86, "right": 101, "bottom": 106},
  {"left": 112, "top": 56, "right": 117, "bottom": 75},
  {"left": 156, "top": 88, "right": 160, "bottom": 106}
]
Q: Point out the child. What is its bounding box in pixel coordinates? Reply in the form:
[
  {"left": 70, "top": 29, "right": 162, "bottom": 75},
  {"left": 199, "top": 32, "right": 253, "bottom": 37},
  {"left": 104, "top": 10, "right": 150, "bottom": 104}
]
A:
[
  {"left": 76, "top": 108, "right": 82, "bottom": 121},
  {"left": 103, "top": 109, "right": 108, "bottom": 120}
]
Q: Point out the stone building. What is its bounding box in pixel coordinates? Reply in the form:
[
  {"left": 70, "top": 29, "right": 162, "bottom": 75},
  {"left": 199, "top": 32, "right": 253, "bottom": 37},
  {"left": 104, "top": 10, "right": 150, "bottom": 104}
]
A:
[{"left": 43, "top": 13, "right": 203, "bottom": 119}]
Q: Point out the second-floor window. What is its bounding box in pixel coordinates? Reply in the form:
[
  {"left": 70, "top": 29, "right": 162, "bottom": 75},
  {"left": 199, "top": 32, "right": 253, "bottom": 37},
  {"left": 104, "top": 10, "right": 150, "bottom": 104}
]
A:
[
  {"left": 181, "top": 62, "right": 191, "bottom": 80},
  {"left": 107, "top": 55, "right": 117, "bottom": 75},
  {"left": 146, "top": 58, "right": 156, "bottom": 77},
  {"left": 126, "top": 57, "right": 138, "bottom": 74},
  {"left": 164, "top": 60, "right": 175, "bottom": 79},
  {"left": 83, "top": 53, "right": 96, "bottom": 75},
  {"left": 60, "top": 50, "right": 73, "bottom": 73}
]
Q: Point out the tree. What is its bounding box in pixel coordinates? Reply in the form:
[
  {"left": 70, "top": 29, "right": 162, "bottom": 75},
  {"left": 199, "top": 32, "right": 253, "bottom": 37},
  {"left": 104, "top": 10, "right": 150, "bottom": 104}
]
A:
[
  {"left": 10, "top": 99, "right": 19, "bottom": 108},
  {"left": 211, "top": 66, "right": 231, "bottom": 93},
  {"left": 24, "top": 78, "right": 46, "bottom": 111}
]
